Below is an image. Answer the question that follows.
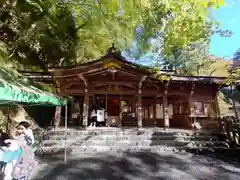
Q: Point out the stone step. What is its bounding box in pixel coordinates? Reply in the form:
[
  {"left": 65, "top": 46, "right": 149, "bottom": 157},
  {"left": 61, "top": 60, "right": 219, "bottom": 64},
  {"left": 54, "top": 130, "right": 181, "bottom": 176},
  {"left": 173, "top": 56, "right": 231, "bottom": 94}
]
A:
[
  {"left": 37, "top": 128, "right": 228, "bottom": 156},
  {"left": 39, "top": 140, "right": 229, "bottom": 153},
  {"left": 41, "top": 137, "right": 227, "bottom": 145},
  {"left": 72, "top": 145, "right": 182, "bottom": 153},
  {"left": 44, "top": 133, "right": 222, "bottom": 142},
  {"left": 35, "top": 144, "right": 231, "bottom": 157},
  {"left": 41, "top": 139, "right": 75, "bottom": 147},
  {"left": 36, "top": 145, "right": 184, "bottom": 154},
  {"left": 45, "top": 129, "right": 188, "bottom": 136},
  {"left": 72, "top": 140, "right": 188, "bottom": 147}
]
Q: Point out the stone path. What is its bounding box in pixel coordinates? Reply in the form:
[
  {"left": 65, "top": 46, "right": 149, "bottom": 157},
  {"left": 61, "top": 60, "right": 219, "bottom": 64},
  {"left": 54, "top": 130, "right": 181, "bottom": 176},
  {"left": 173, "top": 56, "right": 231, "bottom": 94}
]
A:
[{"left": 31, "top": 151, "right": 240, "bottom": 180}]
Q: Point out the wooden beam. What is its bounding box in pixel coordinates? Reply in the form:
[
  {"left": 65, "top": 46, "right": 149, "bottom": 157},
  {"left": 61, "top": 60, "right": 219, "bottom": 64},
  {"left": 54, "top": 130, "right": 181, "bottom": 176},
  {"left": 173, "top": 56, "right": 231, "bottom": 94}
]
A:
[
  {"left": 64, "top": 81, "right": 82, "bottom": 90},
  {"left": 92, "top": 84, "right": 108, "bottom": 88},
  {"left": 61, "top": 74, "right": 87, "bottom": 90},
  {"left": 89, "top": 80, "right": 138, "bottom": 85},
  {"left": 62, "top": 81, "right": 138, "bottom": 91},
  {"left": 120, "top": 84, "right": 136, "bottom": 89},
  {"left": 143, "top": 84, "right": 159, "bottom": 91},
  {"left": 64, "top": 89, "right": 161, "bottom": 95},
  {"left": 61, "top": 80, "right": 139, "bottom": 86},
  {"left": 81, "top": 67, "right": 105, "bottom": 75},
  {"left": 115, "top": 68, "right": 138, "bottom": 77},
  {"left": 140, "top": 75, "right": 147, "bottom": 83},
  {"left": 121, "top": 65, "right": 152, "bottom": 76},
  {"left": 54, "top": 74, "right": 77, "bottom": 79},
  {"left": 90, "top": 90, "right": 137, "bottom": 95},
  {"left": 84, "top": 69, "right": 109, "bottom": 76},
  {"left": 65, "top": 88, "right": 190, "bottom": 97},
  {"left": 53, "top": 67, "right": 105, "bottom": 79},
  {"left": 78, "top": 74, "right": 88, "bottom": 83}
]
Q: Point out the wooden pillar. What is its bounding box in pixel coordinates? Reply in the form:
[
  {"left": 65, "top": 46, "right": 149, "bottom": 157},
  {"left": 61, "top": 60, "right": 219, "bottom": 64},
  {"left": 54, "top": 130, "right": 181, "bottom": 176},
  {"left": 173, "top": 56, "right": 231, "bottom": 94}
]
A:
[
  {"left": 82, "top": 82, "right": 89, "bottom": 126},
  {"left": 137, "top": 83, "right": 143, "bottom": 127},
  {"left": 163, "top": 92, "right": 169, "bottom": 128},
  {"left": 214, "top": 90, "right": 220, "bottom": 118},
  {"left": 163, "top": 82, "right": 170, "bottom": 129},
  {"left": 189, "top": 83, "right": 196, "bottom": 127},
  {"left": 153, "top": 98, "right": 156, "bottom": 126},
  {"left": 137, "top": 76, "right": 147, "bottom": 128}
]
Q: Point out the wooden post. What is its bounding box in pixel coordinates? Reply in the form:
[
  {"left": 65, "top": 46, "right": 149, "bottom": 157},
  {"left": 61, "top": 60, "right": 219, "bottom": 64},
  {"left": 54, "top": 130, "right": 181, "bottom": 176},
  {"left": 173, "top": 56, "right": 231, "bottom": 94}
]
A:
[
  {"left": 214, "top": 89, "right": 222, "bottom": 130},
  {"left": 137, "top": 76, "right": 147, "bottom": 128},
  {"left": 189, "top": 83, "right": 196, "bottom": 128},
  {"left": 163, "top": 93, "right": 169, "bottom": 129},
  {"left": 153, "top": 98, "right": 156, "bottom": 126},
  {"left": 214, "top": 90, "right": 220, "bottom": 119},
  {"left": 82, "top": 82, "right": 89, "bottom": 126},
  {"left": 137, "top": 83, "right": 143, "bottom": 127},
  {"left": 163, "top": 83, "right": 170, "bottom": 129}
]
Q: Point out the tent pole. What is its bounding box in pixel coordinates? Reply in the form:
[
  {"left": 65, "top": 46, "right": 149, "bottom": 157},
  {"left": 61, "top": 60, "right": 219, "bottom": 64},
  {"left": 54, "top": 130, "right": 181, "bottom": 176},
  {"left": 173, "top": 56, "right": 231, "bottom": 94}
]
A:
[{"left": 64, "top": 105, "right": 68, "bottom": 163}]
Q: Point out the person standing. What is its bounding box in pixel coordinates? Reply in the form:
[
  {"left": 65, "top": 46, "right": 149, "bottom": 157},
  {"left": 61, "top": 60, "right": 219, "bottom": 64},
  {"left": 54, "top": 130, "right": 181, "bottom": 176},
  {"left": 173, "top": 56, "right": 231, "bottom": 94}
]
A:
[
  {"left": 0, "top": 132, "right": 22, "bottom": 180},
  {"left": 11, "top": 121, "right": 36, "bottom": 152},
  {"left": 90, "top": 106, "right": 97, "bottom": 127},
  {"left": 8, "top": 121, "right": 37, "bottom": 180},
  {"left": 96, "top": 108, "right": 106, "bottom": 127}
]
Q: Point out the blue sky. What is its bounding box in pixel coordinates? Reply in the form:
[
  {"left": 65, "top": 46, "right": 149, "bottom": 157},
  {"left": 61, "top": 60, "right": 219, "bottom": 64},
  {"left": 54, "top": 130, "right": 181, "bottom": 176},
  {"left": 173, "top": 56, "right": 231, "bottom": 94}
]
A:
[
  {"left": 124, "top": 0, "right": 240, "bottom": 64},
  {"left": 210, "top": 0, "right": 240, "bottom": 59}
]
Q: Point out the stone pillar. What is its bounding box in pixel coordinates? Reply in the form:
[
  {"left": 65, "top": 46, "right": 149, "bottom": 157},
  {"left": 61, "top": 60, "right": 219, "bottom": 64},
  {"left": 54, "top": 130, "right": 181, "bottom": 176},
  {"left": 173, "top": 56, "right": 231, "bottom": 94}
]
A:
[
  {"left": 163, "top": 93, "right": 169, "bottom": 129},
  {"left": 82, "top": 82, "right": 89, "bottom": 127},
  {"left": 137, "top": 83, "right": 143, "bottom": 127}
]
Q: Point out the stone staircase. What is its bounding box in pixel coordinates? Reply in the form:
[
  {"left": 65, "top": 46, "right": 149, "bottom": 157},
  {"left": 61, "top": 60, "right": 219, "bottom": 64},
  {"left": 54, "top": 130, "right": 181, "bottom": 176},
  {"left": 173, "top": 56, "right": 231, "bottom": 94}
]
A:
[{"left": 35, "top": 127, "right": 229, "bottom": 156}]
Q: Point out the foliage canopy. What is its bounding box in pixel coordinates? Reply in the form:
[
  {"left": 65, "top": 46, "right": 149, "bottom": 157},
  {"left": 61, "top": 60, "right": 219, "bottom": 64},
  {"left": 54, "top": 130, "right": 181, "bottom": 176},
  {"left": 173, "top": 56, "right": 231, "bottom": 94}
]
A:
[{"left": 0, "top": 0, "right": 226, "bottom": 70}]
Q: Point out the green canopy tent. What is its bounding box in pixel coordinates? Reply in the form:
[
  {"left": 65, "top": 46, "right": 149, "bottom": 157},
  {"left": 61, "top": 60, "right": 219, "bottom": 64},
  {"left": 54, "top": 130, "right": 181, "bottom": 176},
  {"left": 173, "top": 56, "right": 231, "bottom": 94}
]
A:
[
  {"left": 0, "top": 67, "right": 69, "bottom": 162},
  {"left": 0, "top": 67, "right": 65, "bottom": 106}
]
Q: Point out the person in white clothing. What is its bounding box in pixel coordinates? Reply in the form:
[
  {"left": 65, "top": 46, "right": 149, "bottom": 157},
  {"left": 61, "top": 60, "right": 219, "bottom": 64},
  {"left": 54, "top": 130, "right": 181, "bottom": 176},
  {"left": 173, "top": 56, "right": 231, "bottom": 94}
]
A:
[
  {"left": 90, "top": 107, "right": 97, "bottom": 127},
  {"left": 11, "top": 121, "right": 35, "bottom": 151}
]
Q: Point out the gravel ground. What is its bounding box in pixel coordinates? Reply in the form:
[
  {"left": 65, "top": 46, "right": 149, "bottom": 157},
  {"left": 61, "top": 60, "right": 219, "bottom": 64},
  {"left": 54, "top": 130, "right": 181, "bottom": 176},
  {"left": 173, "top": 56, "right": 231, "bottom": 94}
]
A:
[{"left": 30, "top": 151, "right": 240, "bottom": 180}]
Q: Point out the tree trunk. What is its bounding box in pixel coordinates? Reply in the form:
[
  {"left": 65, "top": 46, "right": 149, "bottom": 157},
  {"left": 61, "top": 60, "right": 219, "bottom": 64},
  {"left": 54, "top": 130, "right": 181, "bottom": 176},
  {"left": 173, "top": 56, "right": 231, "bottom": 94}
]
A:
[{"left": 53, "top": 106, "right": 62, "bottom": 129}]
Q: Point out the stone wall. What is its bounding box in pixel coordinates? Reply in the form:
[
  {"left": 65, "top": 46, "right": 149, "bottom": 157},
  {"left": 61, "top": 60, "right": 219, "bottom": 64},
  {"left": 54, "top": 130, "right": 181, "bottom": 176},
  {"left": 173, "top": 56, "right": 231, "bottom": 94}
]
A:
[
  {"left": 0, "top": 105, "right": 56, "bottom": 131},
  {"left": 220, "top": 116, "right": 240, "bottom": 146}
]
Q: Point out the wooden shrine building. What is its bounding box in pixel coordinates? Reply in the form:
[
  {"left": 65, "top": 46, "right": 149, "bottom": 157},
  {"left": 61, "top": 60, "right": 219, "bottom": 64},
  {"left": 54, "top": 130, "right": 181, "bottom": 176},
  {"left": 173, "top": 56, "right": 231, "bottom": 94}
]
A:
[{"left": 23, "top": 48, "right": 225, "bottom": 130}]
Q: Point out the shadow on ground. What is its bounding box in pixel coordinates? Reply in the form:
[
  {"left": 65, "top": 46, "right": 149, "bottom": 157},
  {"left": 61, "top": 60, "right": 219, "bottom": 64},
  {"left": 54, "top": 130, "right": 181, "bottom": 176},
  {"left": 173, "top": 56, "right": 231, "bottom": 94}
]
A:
[
  {"left": 150, "top": 130, "right": 240, "bottom": 166},
  {"left": 33, "top": 151, "right": 240, "bottom": 180}
]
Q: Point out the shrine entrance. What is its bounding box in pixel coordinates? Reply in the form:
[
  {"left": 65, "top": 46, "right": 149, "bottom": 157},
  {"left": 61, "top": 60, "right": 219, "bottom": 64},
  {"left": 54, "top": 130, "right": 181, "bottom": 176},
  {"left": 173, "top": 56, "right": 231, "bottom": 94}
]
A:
[{"left": 94, "top": 95, "right": 137, "bottom": 127}]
